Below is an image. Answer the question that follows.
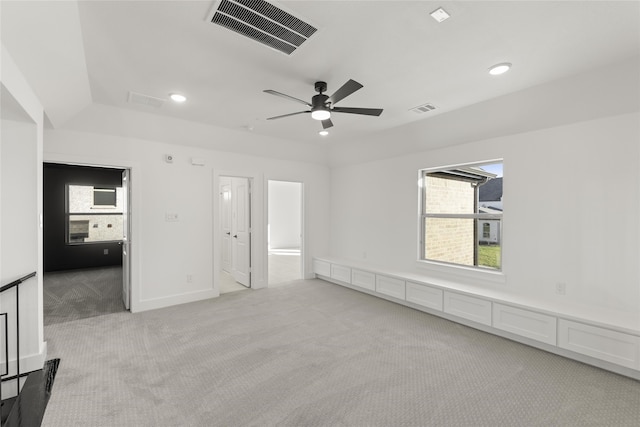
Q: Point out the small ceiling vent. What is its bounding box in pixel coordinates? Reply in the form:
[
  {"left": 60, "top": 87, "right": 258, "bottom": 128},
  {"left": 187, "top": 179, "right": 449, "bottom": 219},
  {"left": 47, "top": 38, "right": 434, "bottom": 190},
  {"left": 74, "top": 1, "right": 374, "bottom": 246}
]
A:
[
  {"left": 410, "top": 103, "right": 437, "bottom": 114},
  {"left": 128, "top": 91, "right": 165, "bottom": 108},
  {"left": 209, "top": 0, "right": 317, "bottom": 55}
]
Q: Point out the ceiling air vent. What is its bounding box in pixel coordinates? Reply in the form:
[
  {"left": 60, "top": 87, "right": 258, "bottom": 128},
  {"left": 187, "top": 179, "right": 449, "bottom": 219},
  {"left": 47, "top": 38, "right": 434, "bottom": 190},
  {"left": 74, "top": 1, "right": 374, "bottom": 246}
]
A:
[
  {"left": 209, "top": 0, "right": 317, "bottom": 55},
  {"left": 410, "top": 103, "right": 437, "bottom": 114},
  {"left": 128, "top": 91, "right": 165, "bottom": 108}
]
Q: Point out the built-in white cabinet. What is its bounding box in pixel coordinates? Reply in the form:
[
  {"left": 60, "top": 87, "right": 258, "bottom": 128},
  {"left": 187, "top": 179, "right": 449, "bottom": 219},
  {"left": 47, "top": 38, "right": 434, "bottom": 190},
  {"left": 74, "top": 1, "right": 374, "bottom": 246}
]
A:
[
  {"left": 375, "top": 275, "right": 405, "bottom": 300},
  {"left": 312, "top": 257, "right": 640, "bottom": 378},
  {"left": 443, "top": 291, "right": 492, "bottom": 326},
  {"left": 406, "top": 281, "right": 443, "bottom": 311},
  {"left": 493, "top": 303, "right": 557, "bottom": 345},
  {"left": 558, "top": 319, "right": 640, "bottom": 370},
  {"left": 351, "top": 269, "right": 375, "bottom": 291},
  {"left": 330, "top": 264, "right": 351, "bottom": 284},
  {"left": 313, "top": 259, "right": 331, "bottom": 277}
]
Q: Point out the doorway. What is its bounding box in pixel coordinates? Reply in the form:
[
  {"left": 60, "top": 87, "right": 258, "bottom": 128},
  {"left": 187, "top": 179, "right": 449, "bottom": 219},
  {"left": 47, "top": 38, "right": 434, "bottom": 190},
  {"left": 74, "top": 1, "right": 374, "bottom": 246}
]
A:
[
  {"left": 42, "top": 163, "right": 131, "bottom": 324},
  {"left": 267, "top": 180, "right": 302, "bottom": 286},
  {"left": 219, "top": 176, "right": 252, "bottom": 294}
]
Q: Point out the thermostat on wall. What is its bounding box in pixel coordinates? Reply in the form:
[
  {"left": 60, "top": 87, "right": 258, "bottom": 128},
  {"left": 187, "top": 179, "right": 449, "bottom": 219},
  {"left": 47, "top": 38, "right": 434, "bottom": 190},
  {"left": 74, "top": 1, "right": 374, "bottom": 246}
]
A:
[{"left": 165, "top": 154, "right": 174, "bottom": 163}]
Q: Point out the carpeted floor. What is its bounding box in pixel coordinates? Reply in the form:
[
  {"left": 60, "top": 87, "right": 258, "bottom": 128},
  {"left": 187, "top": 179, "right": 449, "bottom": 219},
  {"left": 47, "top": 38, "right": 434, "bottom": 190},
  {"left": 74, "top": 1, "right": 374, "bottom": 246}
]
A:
[
  {"left": 42, "top": 279, "right": 640, "bottom": 426},
  {"left": 43, "top": 266, "right": 125, "bottom": 326}
]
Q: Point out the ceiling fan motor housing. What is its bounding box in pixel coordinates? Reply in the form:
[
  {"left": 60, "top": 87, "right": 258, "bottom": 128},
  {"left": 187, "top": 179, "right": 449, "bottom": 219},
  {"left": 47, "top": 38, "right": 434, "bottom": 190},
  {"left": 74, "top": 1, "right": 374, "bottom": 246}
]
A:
[
  {"left": 311, "top": 93, "right": 330, "bottom": 110},
  {"left": 314, "top": 81, "right": 327, "bottom": 94}
]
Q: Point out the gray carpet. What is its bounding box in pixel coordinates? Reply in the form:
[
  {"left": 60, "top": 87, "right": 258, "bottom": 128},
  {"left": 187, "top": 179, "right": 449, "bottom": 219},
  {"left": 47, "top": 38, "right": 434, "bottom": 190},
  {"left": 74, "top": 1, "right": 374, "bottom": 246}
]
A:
[
  {"left": 42, "top": 279, "right": 640, "bottom": 426},
  {"left": 43, "top": 266, "right": 125, "bottom": 326}
]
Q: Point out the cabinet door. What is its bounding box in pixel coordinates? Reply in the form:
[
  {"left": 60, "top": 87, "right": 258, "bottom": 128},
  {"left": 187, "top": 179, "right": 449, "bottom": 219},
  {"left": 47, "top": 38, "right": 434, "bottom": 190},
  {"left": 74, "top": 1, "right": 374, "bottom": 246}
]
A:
[
  {"left": 558, "top": 319, "right": 640, "bottom": 369},
  {"left": 351, "top": 269, "right": 375, "bottom": 291},
  {"left": 376, "top": 275, "right": 405, "bottom": 300},
  {"left": 330, "top": 264, "right": 351, "bottom": 283},
  {"left": 313, "top": 260, "right": 331, "bottom": 277},
  {"left": 444, "top": 292, "right": 492, "bottom": 326},
  {"left": 493, "top": 303, "right": 556, "bottom": 345},
  {"left": 406, "top": 282, "right": 443, "bottom": 311}
]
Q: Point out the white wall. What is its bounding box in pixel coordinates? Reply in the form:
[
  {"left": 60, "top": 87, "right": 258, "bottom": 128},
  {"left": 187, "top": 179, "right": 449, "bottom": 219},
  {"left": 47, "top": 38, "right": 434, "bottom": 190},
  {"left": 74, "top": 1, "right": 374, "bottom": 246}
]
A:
[
  {"left": 0, "top": 46, "right": 47, "bottom": 389},
  {"left": 44, "top": 125, "right": 331, "bottom": 312},
  {"left": 329, "top": 112, "right": 640, "bottom": 329},
  {"left": 268, "top": 181, "right": 301, "bottom": 250}
]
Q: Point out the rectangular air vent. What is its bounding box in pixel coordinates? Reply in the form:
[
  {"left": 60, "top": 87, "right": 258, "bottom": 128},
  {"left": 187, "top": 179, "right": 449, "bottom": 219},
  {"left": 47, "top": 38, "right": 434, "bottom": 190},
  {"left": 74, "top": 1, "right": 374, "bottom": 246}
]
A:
[
  {"left": 410, "top": 103, "right": 437, "bottom": 114},
  {"left": 128, "top": 91, "right": 165, "bottom": 108},
  {"left": 209, "top": 0, "right": 317, "bottom": 55}
]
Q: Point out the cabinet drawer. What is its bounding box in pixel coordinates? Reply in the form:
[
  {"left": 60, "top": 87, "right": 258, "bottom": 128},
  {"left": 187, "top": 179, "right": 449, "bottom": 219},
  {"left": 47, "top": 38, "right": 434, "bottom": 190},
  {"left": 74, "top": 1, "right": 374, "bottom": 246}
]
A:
[
  {"left": 443, "top": 291, "right": 492, "bottom": 326},
  {"left": 330, "top": 264, "right": 351, "bottom": 283},
  {"left": 406, "top": 282, "right": 443, "bottom": 311},
  {"left": 313, "top": 260, "right": 331, "bottom": 277},
  {"left": 558, "top": 319, "right": 640, "bottom": 369},
  {"left": 493, "top": 303, "right": 557, "bottom": 345},
  {"left": 375, "top": 275, "right": 405, "bottom": 300},
  {"left": 351, "top": 269, "right": 375, "bottom": 291}
]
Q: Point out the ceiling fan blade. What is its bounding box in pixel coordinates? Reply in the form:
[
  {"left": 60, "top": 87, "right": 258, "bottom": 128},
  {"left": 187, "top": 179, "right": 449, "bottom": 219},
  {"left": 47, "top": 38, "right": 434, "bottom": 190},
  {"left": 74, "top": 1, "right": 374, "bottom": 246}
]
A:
[
  {"left": 328, "top": 79, "right": 363, "bottom": 105},
  {"left": 263, "top": 90, "right": 311, "bottom": 107},
  {"left": 332, "top": 107, "right": 383, "bottom": 116},
  {"left": 266, "top": 111, "right": 310, "bottom": 120},
  {"left": 321, "top": 118, "right": 333, "bottom": 129}
]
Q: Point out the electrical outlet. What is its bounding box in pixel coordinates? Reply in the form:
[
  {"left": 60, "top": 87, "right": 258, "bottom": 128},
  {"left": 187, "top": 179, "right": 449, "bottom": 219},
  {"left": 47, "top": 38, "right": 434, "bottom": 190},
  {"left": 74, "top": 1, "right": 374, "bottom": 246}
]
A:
[
  {"left": 187, "top": 274, "right": 193, "bottom": 283},
  {"left": 103, "top": 249, "right": 109, "bottom": 255},
  {"left": 556, "top": 282, "right": 566, "bottom": 295}
]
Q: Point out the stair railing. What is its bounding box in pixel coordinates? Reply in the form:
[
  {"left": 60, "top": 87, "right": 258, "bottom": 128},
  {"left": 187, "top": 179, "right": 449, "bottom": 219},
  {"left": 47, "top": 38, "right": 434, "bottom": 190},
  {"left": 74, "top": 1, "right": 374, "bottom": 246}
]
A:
[{"left": 0, "top": 271, "right": 36, "bottom": 427}]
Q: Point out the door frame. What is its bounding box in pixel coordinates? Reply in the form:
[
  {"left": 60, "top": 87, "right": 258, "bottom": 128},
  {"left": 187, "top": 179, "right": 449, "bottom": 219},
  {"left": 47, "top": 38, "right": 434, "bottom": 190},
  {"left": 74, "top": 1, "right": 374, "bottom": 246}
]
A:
[
  {"left": 43, "top": 153, "right": 140, "bottom": 312},
  {"left": 266, "top": 179, "right": 304, "bottom": 285},
  {"left": 214, "top": 170, "right": 265, "bottom": 294}
]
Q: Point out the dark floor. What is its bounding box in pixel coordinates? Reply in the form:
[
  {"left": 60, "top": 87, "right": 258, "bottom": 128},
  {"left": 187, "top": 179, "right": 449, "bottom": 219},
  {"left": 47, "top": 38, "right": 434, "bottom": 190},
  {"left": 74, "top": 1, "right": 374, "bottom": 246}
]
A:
[
  {"left": 1, "top": 359, "right": 60, "bottom": 427},
  {"left": 43, "top": 266, "right": 125, "bottom": 325}
]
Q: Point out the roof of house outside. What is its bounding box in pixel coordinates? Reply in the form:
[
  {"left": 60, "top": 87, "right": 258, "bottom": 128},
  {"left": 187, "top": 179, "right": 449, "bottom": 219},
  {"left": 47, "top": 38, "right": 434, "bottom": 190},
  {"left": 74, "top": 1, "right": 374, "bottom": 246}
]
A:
[{"left": 479, "top": 177, "right": 503, "bottom": 202}]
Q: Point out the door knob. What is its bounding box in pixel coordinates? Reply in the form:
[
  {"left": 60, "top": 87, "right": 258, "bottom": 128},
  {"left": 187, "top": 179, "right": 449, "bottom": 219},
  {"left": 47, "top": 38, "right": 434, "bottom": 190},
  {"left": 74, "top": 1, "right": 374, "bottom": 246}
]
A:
[
  {"left": 226, "top": 232, "right": 231, "bottom": 235},
  {"left": 233, "top": 235, "right": 238, "bottom": 238}
]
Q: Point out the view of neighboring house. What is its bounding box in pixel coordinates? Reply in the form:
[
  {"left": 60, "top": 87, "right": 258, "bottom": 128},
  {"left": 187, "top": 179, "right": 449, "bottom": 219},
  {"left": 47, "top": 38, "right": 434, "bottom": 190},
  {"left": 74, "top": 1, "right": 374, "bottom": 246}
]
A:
[{"left": 478, "top": 177, "right": 503, "bottom": 245}]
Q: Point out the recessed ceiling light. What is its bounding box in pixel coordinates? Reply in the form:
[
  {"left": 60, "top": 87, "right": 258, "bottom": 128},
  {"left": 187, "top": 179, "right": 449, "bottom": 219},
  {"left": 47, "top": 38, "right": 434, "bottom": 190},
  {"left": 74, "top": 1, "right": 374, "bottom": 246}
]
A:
[
  {"left": 170, "top": 93, "right": 187, "bottom": 103},
  {"left": 318, "top": 130, "right": 329, "bottom": 136},
  {"left": 430, "top": 7, "right": 450, "bottom": 23},
  {"left": 488, "top": 63, "right": 512, "bottom": 76}
]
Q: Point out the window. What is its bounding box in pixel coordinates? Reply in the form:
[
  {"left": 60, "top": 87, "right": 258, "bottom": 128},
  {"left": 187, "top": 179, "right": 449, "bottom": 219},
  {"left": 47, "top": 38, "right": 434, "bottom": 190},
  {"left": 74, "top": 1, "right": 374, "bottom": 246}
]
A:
[
  {"left": 482, "top": 223, "right": 491, "bottom": 239},
  {"left": 93, "top": 187, "right": 117, "bottom": 207},
  {"left": 420, "top": 161, "right": 503, "bottom": 270},
  {"left": 67, "top": 185, "right": 123, "bottom": 244}
]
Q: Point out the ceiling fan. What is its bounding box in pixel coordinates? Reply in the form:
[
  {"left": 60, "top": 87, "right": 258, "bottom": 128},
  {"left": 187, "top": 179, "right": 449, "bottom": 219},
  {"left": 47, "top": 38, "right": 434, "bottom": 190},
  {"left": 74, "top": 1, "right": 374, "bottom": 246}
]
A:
[{"left": 263, "top": 79, "right": 383, "bottom": 129}]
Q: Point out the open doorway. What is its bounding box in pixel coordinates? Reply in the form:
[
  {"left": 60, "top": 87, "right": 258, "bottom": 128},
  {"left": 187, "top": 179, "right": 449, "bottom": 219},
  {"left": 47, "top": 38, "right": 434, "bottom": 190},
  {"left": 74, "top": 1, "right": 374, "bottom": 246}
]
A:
[
  {"left": 42, "top": 163, "right": 131, "bottom": 324},
  {"left": 219, "top": 176, "right": 252, "bottom": 294},
  {"left": 268, "top": 180, "right": 302, "bottom": 286}
]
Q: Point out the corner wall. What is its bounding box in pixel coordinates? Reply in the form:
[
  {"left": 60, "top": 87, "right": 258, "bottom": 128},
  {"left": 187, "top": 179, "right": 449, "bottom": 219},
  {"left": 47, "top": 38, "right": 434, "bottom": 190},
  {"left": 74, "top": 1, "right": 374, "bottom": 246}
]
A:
[{"left": 329, "top": 112, "right": 640, "bottom": 330}]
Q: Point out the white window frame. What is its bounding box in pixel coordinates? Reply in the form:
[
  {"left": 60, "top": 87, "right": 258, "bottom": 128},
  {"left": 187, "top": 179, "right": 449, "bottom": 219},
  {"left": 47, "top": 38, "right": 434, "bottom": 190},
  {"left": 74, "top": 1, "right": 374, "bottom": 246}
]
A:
[{"left": 417, "top": 160, "right": 505, "bottom": 284}]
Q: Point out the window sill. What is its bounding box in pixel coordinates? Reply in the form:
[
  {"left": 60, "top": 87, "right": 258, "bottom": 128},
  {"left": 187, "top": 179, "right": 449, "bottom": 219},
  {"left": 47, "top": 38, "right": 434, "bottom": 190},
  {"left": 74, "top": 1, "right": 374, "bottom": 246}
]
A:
[{"left": 416, "top": 260, "right": 506, "bottom": 286}]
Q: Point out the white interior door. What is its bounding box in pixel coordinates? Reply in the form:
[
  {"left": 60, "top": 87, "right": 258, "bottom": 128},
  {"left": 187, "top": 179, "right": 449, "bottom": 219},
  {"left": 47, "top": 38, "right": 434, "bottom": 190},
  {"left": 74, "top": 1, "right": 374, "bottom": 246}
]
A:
[
  {"left": 220, "top": 177, "right": 232, "bottom": 273},
  {"left": 231, "top": 177, "right": 251, "bottom": 287},
  {"left": 121, "top": 169, "right": 131, "bottom": 310}
]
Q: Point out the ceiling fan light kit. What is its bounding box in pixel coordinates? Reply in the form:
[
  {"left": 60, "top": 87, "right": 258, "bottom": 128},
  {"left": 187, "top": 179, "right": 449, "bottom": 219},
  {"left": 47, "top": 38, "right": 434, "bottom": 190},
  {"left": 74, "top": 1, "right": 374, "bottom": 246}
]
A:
[
  {"left": 311, "top": 109, "right": 330, "bottom": 121},
  {"left": 264, "top": 79, "right": 383, "bottom": 130}
]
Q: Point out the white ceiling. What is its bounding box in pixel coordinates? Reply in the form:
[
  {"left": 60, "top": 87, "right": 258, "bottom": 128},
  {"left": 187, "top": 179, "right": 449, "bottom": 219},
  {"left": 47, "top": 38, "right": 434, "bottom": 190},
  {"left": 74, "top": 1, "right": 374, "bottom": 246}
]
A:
[{"left": 2, "top": 1, "right": 640, "bottom": 148}]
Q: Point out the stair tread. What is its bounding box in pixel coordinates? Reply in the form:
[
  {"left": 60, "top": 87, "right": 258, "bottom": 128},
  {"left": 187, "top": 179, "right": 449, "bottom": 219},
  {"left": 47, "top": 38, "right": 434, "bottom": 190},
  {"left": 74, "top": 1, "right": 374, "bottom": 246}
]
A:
[{"left": 2, "top": 359, "right": 60, "bottom": 427}]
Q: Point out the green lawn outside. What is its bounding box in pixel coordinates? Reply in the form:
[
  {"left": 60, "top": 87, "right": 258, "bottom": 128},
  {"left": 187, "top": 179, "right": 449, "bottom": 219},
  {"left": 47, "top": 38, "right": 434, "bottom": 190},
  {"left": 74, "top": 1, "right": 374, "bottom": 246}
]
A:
[{"left": 478, "top": 245, "right": 501, "bottom": 269}]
